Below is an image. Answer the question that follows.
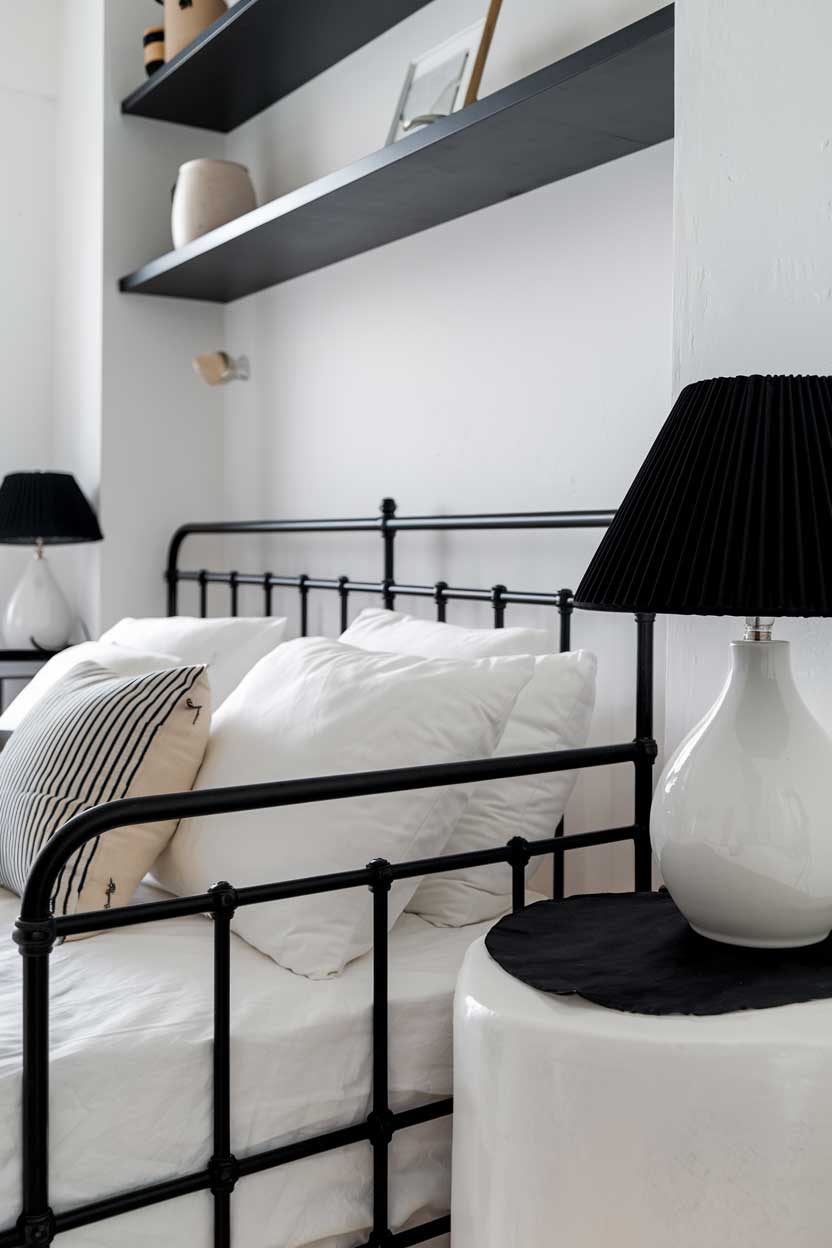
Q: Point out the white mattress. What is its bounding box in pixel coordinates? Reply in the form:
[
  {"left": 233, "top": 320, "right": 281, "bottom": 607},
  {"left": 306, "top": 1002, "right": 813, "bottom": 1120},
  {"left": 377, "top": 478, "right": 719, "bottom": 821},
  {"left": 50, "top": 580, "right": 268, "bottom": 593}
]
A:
[{"left": 0, "top": 884, "right": 492, "bottom": 1247}]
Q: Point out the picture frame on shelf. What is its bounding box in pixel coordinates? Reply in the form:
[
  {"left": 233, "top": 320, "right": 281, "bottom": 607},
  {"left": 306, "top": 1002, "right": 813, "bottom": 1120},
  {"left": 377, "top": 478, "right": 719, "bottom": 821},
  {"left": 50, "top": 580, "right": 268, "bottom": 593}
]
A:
[{"left": 387, "top": 0, "right": 504, "bottom": 144}]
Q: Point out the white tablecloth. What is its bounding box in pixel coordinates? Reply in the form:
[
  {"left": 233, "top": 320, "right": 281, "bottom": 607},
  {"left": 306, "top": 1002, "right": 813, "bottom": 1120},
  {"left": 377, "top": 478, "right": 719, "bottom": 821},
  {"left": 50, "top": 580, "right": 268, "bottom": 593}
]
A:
[{"left": 451, "top": 936, "right": 832, "bottom": 1247}]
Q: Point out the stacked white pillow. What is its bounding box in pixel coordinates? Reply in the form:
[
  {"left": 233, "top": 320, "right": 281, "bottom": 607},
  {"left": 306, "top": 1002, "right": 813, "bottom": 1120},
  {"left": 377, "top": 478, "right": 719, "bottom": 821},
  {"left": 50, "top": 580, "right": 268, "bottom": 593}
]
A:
[
  {"left": 99, "top": 616, "right": 288, "bottom": 706},
  {"left": 0, "top": 617, "right": 288, "bottom": 733},
  {"left": 155, "top": 636, "right": 535, "bottom": 978},
  {"left": 341, "top": 608, "right": 597, "bottom": 925},
  {"left": 0, "top": 641, "right": 182, "bottom": 732},
  {"left": 343, "top": 609, "right": 558, "bottom": 660}
]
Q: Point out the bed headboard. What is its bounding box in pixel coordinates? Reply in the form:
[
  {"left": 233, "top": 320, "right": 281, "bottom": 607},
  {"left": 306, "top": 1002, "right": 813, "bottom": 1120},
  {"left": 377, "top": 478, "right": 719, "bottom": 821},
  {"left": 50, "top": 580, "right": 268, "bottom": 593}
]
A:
[
  {"left": 166, "top": 497, "right": 619, "bottom": 642},
  {"left": 165, "top": 498, "right": 656, "bottom": 900}
]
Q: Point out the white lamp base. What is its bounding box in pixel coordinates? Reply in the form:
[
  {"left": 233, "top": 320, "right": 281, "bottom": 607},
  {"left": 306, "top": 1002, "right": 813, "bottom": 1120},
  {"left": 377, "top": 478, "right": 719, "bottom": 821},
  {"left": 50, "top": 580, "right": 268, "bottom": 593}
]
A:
[
  {"left": 3, "top": 546, "right": 74, "bottom": 650},
  {"left": 652, "top": 635, "right": 832, "bottom": 949}
]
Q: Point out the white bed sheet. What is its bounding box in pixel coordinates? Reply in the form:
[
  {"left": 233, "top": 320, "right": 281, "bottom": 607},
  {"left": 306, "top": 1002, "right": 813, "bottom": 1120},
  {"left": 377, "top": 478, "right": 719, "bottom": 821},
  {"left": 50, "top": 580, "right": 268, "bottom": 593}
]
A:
[{"left": 0, "top": 883, "right": 493, "bottom": 1247}]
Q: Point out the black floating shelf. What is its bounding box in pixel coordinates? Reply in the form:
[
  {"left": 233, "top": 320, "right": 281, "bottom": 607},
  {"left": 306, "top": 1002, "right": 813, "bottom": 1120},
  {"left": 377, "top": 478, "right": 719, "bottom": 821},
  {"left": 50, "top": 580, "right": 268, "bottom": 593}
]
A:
[
  {"left": 120, "top": 5, "right": 674, "bottom": 305},
  {"left": 123, "top": 0, "right": 434, "bottom": 133}
]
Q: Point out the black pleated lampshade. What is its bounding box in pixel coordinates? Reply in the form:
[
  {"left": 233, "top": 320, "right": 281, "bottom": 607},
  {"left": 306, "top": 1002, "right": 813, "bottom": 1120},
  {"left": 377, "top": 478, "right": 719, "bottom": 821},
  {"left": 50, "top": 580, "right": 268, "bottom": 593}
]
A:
[
  {"left": 576, "top": 375, "right": 832, "bottom": 616},
  {"left": 0, "top": 472, "right": 103, "bottom": 546}
]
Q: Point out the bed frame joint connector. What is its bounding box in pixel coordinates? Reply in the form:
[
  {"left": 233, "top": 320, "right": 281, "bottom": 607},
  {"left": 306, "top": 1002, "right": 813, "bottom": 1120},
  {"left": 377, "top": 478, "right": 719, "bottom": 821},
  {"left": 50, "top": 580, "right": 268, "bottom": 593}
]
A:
[
  {"left": 209, "top": 1153, "right": 239, "bottom": 1196},
  {"left": 208, "top": 880, "right": 238, "bottom": 916},
  {"left": 17, "top": 1210, "right": 56, "bottom": 1245},
  {"left": 13, "top": 917, "right": 56, "bottom": 958},
  {"left": 635, "top": 736, "right": 658, "bottom": 763},
  {"left": 366, "top": 1108, "right": 395, "bottom": 1146},
  {"left": 366, "top": 858, "right": 393, "bottom": 894},
  {"left": 507, "top": 836, "right": 531, "bottom": 869}
]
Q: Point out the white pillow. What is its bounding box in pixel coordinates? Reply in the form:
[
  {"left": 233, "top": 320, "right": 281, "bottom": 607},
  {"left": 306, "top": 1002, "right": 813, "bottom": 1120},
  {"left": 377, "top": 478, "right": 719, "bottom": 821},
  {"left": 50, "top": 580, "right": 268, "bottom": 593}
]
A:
[
  {"left": 154, "top": 637, "right": 534, "bottom": 977},
  {"left": 343, "top": 607, "right": 554, "bottom": 658},
  {"left": 0, "top": 661, "right": 211, "bottom": 920},
  {"left": 99, "top": 616, "right": 287, "bottom": 706},
  {"left": 341, "top": 608, "right": 597, "bottom": 925},
  {"left": 0, "top": 640, "right": 181, "bottom": 732}
]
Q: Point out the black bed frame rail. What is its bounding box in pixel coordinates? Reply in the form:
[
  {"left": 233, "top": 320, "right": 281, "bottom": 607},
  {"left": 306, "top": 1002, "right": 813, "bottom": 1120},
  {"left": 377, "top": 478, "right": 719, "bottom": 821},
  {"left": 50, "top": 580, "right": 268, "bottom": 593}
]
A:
[
  {"left": 5, "top": 500, "right": 657, "bottom": 1248},
  {"left": 167, "top": 499, "right": 625, "bottom": 899}
]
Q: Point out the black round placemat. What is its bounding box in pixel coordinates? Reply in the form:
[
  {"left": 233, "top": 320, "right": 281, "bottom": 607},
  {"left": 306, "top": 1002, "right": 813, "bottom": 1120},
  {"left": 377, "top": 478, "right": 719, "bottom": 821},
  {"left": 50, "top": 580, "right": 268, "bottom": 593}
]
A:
[{"left": 485, "top": 892, "right": 832, "bottom": 1016}]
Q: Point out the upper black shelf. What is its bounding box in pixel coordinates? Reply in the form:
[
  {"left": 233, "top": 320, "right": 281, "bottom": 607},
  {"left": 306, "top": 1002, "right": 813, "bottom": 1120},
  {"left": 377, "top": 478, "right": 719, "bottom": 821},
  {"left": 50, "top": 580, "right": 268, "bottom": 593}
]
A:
[
  {"left": 120, "top": 5, "right": 674, "bottom": 305},
  {"left": 122, "top": 0, "right": 434, "bottom": 133}
]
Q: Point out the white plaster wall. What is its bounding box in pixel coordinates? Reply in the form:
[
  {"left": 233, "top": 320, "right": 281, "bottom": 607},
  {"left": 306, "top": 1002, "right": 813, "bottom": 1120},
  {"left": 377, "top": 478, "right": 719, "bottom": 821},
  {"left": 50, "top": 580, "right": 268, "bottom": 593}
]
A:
[
  {"left": 0, "top": 0, "right": 58, "bottom": 96},
  {"left": 221, "top": 0, "right": 675, "bottom": 891},
  {"left": 4, "top": 3, "right": 231, "bottom": 634},
  {"left": 51, "top": 0, "right": 104, "bottom": 633},
  {"left": 97, "top": 1, "right": 227, "bottom": 627},
  {"left": 0, "top": 1, "right": 59, "bottom": 605},
  {"left": 669, "top": 0, "right": 832, "bottom": 754}
]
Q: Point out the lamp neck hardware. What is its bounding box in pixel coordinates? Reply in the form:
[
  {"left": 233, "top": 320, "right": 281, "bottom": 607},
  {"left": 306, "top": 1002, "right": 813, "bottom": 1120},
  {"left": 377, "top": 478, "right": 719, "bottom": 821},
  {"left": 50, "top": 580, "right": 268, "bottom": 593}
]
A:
[{"left": 743, "top": 616, "right": 775, "bottom": 642}]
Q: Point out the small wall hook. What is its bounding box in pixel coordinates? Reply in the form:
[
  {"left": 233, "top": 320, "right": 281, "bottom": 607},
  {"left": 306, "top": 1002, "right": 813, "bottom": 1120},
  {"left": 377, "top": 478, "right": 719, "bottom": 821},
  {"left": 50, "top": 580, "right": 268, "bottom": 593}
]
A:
[{"left": 192, "top": 351, "right": 250, "bottom": 386}]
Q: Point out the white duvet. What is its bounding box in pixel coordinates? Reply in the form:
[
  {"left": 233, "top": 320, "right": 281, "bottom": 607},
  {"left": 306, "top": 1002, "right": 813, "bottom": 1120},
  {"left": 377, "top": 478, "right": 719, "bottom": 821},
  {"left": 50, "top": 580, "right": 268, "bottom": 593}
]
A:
[{"left": 0, "top": 884, "right": 490, "bottom": 1247}]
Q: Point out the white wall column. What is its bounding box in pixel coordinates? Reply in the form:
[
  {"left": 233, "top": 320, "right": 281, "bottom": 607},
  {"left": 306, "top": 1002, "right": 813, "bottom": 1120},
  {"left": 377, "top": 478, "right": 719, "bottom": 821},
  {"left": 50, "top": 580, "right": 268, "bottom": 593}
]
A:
[
  {"left": 99, "top": 1, "right": 227, "bottom": 626},
  {"left": 0, "top": 1, "right": 59, "bottom": 606},
  {"left": 668, "top": 0, "right": 832, "bottom": 752},
  {"left": 52, "top": 0, "right": 104, "bottom": 634}
]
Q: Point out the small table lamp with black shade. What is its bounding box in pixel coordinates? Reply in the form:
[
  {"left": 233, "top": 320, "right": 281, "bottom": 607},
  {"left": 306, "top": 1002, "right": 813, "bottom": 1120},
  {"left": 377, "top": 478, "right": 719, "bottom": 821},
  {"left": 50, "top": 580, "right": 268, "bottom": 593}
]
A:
[
  {"left": 0, "top": 472, "right": 103, "bottom": 651},
  {"left": 576, "top": 374, "right": 832, "bottom": 950}
]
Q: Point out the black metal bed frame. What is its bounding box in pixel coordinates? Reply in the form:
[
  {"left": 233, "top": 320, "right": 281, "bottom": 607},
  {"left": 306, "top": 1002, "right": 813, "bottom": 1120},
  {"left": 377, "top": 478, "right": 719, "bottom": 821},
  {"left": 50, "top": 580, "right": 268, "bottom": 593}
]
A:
[{"left": 4, "top": 499, "right": 656, "bottom": 1248}]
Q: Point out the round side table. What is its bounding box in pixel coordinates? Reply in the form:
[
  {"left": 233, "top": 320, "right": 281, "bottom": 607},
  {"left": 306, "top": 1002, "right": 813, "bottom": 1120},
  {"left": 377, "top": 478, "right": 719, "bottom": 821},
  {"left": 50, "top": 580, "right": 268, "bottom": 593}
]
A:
[{"left": 451, "top": 936, "right": 832, "bottom": 1247}]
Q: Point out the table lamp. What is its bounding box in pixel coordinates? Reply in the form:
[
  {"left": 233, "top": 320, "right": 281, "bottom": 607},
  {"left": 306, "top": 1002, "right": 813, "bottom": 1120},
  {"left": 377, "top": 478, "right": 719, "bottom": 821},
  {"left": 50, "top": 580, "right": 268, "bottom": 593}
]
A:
[
  {"left": 576, "top": 375, "right": 832, "bottom": 949},
  {"left": 0, "top": 472, "right": 103, "bottom": 650}
]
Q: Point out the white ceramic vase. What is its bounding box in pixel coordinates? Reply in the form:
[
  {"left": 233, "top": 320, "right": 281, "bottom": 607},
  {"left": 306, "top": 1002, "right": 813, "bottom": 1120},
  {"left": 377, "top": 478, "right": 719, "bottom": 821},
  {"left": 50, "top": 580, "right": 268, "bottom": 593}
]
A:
[
  {"left": 3, "top": 548, "right": 74, "bottom": 650},
  {"left": 171, "top": 159, "right": 257, "bottom": 249},
  {"left": 652, "top": 637, "right": 832, "bottom": 948}
]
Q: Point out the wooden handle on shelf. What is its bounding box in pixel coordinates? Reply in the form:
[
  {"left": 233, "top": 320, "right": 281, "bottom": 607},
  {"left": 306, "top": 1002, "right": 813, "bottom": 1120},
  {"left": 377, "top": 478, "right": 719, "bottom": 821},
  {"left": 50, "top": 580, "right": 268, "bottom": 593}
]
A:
[{"left": 464, "top": 0, "right": 505, "bottom": 107}]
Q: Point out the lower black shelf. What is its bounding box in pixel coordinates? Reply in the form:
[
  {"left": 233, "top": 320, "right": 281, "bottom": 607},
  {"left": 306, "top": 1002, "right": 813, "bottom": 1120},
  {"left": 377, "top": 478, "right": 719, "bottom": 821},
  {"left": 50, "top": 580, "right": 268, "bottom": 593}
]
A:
[{"left": 120, "top": 5, "right": 674, "bottom": 305}]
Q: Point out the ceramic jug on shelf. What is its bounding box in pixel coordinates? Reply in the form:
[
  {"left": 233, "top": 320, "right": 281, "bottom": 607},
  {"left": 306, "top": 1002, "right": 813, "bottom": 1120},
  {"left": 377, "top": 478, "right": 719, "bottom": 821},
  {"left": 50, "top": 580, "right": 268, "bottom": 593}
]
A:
[
  {"left": 161, "top": 0, "right": 225, "bottom": 62},
  {"left": 171, "top": 159, "right": 257, "bottom": 248}
]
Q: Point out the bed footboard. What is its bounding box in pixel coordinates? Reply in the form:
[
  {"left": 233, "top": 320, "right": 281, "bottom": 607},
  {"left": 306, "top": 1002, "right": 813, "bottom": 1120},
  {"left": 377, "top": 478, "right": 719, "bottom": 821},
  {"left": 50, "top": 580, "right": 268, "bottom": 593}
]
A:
[{"left": 4, "top": 738, "right": 656, "bottom": 1248}]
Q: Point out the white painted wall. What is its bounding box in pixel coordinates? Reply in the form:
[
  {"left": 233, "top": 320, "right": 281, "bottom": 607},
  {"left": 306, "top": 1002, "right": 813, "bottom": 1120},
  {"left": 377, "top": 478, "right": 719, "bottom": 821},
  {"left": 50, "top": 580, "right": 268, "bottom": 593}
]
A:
[
  {"left": 221, "top": 0, "right": 674, "bottom": 890},
  {"left": 9, "top": 1, "right": 229, "bottom": 636},
  {"left": 0, "top": 1, "right": 59, "bottom": 605},
  {"left": 669, "top": 0, "right": 832, "bottom": 755},
  {"left": 51, "top": 0, "right": 104, "bottom": 632},
  {"left": 98, "top": 1, "right": 226, "bottom": 626}
]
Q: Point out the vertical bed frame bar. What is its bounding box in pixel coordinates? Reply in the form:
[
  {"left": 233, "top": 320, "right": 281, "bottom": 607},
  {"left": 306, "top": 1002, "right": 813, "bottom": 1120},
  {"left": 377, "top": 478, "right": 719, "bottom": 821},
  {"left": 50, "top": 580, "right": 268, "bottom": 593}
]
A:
[
  {"left": 210, "top": 882, "right": 237, "bottom": 1248},
  {"left": 299, "top": 575, "right": 309, "bottom": 636},
  {"left": 510, "top": 838, "right": 531, "bottom": 913},
  {"left": 16, "top": 919, "right": 55, "bottom": 1246},
  {"left": 381, "top": 498, "right": 396, "bottom": 610},
  {"left": 369, "top": 860, "right": 392, "bottom": 1246},
  {"left": 552, "top": 588, "right": 574, "bottom": 900},
  {"left": 634, "top": 613, "right": 656, "bottom": 890}
]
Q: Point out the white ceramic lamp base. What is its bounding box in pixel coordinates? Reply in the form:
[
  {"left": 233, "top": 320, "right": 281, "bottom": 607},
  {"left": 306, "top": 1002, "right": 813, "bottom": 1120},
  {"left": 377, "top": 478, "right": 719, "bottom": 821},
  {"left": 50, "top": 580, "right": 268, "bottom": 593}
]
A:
[
  {"left": 652, "top": 634, "right": 832, "bottom": 948},
  {"left": 3, "top": 547, "right": 74, "bottom": 651}
]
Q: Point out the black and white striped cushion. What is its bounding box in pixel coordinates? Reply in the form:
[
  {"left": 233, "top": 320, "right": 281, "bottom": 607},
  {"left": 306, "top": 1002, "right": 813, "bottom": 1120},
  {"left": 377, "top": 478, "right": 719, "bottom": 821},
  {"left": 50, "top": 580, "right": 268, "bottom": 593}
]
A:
[{"left": 0, "top": 661, "right": 209, "bottom": 917}]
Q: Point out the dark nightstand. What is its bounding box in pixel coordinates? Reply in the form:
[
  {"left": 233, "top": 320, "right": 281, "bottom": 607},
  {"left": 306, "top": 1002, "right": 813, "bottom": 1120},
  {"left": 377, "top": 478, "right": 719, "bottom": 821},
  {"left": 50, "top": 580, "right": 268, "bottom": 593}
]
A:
[{"left": 0, "top": 650, "right": 57, "bottom": 713}]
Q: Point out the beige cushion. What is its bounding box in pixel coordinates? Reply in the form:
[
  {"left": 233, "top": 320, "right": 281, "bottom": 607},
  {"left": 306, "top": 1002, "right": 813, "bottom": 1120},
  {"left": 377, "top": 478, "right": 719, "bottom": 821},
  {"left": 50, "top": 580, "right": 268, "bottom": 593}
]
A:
[{"left": 0, "top": 661, "right": 211, "bottom": 919}]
